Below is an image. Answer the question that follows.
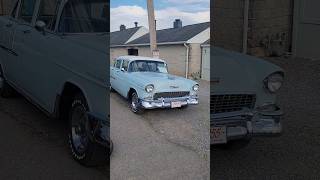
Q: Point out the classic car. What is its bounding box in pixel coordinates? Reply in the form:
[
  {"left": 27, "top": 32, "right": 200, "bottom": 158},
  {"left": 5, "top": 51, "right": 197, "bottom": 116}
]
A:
[
  {"left": 0, "top": 0, "right": 111, "bottom": 166},
  {"left": 110, "top": 56, "right": 199, "bottom": 113},
  {"left": 211, "top": 47, "right": 284, "bottom": 148}
]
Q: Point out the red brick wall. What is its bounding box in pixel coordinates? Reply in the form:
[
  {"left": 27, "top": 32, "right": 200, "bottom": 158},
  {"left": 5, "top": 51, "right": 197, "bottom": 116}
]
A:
[
  {"left": 0, "top": 0, "right": 14, "bottom": 15},
  {"left": 213, "top": 0, "right": 293, "bottom": 57}
]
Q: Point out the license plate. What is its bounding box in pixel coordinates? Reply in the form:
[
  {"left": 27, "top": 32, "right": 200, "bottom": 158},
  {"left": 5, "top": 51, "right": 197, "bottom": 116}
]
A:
[
  {"left": 171, "top": 101, "right": 182, "bottom": 108},
  {"left": 211, "top": 126, "right": 227, "bottom": 144}
]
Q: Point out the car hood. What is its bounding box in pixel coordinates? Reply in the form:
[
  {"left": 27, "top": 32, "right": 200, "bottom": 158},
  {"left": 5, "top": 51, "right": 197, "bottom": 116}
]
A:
[
  {"left": 64, "top": 33, "right": 108, "bottom": 54},
  {"left": 130, "top": 72, "right": 197, "bottom": 92},
  {"left": 212, "top": 47, "right": 283, "bottom": 94}
]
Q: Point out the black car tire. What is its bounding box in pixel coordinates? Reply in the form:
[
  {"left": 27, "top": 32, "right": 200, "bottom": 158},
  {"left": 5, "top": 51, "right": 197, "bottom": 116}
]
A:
[
  {"left": 130, "top": 91, "right": 144, "bottom": 114},
  {"left": 68, "top": 93, "right": 108, "bottom": 166},
  {"left": 0, "top": 67, "right": 15, "bottom": 98}
]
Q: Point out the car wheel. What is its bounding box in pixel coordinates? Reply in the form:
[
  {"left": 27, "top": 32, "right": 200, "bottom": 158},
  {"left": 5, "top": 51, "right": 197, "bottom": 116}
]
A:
[
  {"left": 130, "top": 91, "right": 144, "bottom": 114},
  {"left": 68, "top": 93, "right": 108, "bottom": 166},
  {"left": 0, "top": 67, "right": 15, "bottom": 98}
]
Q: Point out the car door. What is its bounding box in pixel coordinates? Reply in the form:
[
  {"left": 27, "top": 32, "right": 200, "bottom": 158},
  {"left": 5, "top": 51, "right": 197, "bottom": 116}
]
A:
[
  {"left": 117, "top": 59, "right": 130, "bottom": 96},
  {"left": 12, "top": 0, "right": 43, "bottom": 97},
  {"left": 110, "top": 59, "right": 122, "bottom": 92},
  {"left": 0, "top": 0, "right": 21, "bottom": 84},
  {"left": 14, "top": 0, "right": 62, "bottom": 111}
]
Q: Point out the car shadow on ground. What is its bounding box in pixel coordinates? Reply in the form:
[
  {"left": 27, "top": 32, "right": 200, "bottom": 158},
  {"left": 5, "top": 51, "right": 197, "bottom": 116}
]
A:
[
  {"left": 110, "top": 81, "right": 210, "bottom": 160},
  {"left": 0, "top": 95, "right": 109, "bottom": 179}
]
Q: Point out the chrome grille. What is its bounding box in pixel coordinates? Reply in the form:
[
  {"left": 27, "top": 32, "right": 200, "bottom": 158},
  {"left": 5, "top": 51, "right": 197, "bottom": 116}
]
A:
[
  {"left": 211, "top": 94, "right": 256, "bottom": 114},
  {"left": 154, "top": 91, "right": 190, "bottom": 100}
]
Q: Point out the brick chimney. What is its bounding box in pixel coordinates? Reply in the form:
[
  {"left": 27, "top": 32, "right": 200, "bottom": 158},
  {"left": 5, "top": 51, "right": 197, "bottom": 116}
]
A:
[
  {"left": 120, "top": 24, "right": 126, "bottom": 31},
  {"left": 173, "top": 19, "right": 182, "bottom": 28}
]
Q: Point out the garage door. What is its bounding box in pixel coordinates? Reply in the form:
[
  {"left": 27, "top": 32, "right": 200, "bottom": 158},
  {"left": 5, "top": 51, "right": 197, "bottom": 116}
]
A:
[
  {"left": 201, "top": 46, "right": 210, "bottom": 81},
  {"left": 293, "top": 0, "right": 320, "bottom": 60}
]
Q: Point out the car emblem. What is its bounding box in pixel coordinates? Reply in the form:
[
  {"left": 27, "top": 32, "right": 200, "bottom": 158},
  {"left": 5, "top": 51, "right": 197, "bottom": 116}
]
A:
[{"left": 170, "top": 85, "right": 179, "bottom": 89}]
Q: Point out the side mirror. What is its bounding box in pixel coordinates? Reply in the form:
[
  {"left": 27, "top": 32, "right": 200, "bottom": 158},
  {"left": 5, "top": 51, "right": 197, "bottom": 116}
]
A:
[{"left": 35, "top": 20, "right": 46, "bottom": 33}]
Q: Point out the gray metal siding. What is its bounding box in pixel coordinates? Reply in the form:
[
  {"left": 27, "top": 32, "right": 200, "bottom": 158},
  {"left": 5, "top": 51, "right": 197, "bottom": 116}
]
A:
[
  {"left": 201, "top": 46, "right": 210, "bottom": 81},
  {"left": 293, "top": 0, "right": 320, "bottom": 59}
]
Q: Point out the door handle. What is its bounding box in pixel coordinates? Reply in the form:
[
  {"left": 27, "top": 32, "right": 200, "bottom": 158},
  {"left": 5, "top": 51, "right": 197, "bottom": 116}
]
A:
[
  {"left": 5, "top": 23, "right": 13, "bottom": 28},
  {"left": 22, "top": 30, "right": 31, "bottom": 34}
]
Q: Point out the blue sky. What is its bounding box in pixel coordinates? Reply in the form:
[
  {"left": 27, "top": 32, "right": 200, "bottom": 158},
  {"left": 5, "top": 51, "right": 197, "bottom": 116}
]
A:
[
  {"left": 111, "top": 0, "right": 146, "bottom": 8},
  {"left": 111, "top": 0, "right": 210, "bottom": 12},
  {"left": 110, "top": 0, "right": 210, "bottom": 31}
]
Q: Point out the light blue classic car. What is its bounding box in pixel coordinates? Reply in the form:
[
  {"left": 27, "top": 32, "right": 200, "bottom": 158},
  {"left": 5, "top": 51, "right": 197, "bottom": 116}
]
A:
[
  {"left": 0, "top": 0, "right": 110, "bottom": 166},
  {"left": 110, "top": 56, "right": 199, "bottom": 113},
  {"left": 211, "top": 47, "right": 284, "bottom": 148}
]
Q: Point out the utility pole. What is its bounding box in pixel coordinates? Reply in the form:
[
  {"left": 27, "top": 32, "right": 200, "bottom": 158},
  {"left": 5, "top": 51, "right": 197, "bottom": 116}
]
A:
[{"left": 146, "top": 0, "right": 159, "bottom": 58}]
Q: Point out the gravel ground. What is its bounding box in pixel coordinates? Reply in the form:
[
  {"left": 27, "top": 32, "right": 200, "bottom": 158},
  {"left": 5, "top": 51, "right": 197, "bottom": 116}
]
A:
[
  {"left": 211, "top": 56, "right": 320, "bottom": 179},
  {"left": 0, "top": 96, "right": 108, "bottom": 179},
  {"left": 110, "top": 80, "right": 210, "bottom": 180}
]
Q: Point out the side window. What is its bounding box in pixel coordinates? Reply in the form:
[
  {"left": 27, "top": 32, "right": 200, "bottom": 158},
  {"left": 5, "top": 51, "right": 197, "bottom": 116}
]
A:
[
  {"left": 59, "top": 1, "right": 108, "bottom": 33},
  {"left": 37, "top": 0, "right": 59, "bottom": 31},
  {"left": 11, "top": 1, "right": 19, "bottom": 18},
  {"left": 115, "top": 60, "right": 122, "bottom": 69},
  {"left": 122, "top": 60, "right": 129, "bottom": 71},
  {"left": 18, "top": 0, "right": 37, "bottom": 23},
  {"left": 101, "top": 5, "right": 108, "bottom": 18}
]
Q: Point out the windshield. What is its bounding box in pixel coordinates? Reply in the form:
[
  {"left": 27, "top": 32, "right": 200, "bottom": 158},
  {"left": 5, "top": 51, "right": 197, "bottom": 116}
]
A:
[
  {"left": 129, "top": 60, "right": 168, "bottom": 73},
  {"left": 59, "top": 0, "right": 108, "bottom": 33}
]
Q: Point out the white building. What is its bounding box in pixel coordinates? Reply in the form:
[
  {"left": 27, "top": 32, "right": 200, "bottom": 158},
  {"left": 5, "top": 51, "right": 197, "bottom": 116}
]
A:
[{"left": 110, "top": 20, "right": 210, "bottom": 80}]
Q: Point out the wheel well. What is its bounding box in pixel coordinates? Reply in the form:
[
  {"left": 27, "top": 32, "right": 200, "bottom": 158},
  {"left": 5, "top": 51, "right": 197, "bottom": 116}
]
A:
[
  {"left": 0, "top": 64, "right": 3, "bottom": 75},
  {"left": 127, "top": 88, "right": 136, "bottom": 100},
  {"left": 58, "top": 82, "right": 85, "bottom": 121}
]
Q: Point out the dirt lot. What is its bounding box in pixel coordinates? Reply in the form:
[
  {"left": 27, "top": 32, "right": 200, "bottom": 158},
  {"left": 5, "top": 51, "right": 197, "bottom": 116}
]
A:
[
  {"left": 110, "top": 80, "right": 210, "bottom": 180},
  {"left": 211, "top": 57, "right": 320, "bottom": 179},
  {"left": 0, "top": 97, "right": 108, "bottom": 179}
]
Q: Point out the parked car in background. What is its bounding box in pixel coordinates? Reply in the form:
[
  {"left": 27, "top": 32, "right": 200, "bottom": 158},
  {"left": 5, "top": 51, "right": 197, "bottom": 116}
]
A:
[
  {"left": 110, "top": 56, "right": 199, "bottom": 114},
  {"left": 0, "top": 0, "right": 111, "bottom": 166},
  {"left": 211, "top": 47, "right": 284, "bottom": 148}
]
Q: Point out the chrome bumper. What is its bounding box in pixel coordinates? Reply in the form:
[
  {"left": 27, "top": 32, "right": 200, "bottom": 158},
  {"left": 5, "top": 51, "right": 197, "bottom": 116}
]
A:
[
  {"left": 211, "top": 106, "right": 283, "bottom": 144},
  {"left": 87, "top": 113, "right": 112, "bottom": 154},
  {"left": 140, "top": 96, "right": 198, "bottom": 109}
]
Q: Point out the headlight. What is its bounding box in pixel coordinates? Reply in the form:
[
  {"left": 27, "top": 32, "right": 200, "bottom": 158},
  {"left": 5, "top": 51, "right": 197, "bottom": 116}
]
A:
[
  {"left": 145, "top": 84, "right": 154, "bottom": 93},
  {"left": 264, "top": 72, "right": 284, "bottom": 93},
  {"left": 193, "top": 84, "right": 199, "bottom": 91}
]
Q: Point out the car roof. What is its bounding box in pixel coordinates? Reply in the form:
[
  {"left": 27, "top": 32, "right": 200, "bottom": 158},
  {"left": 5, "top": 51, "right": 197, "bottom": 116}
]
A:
[{"left": 117, "top": 56, "right": 166, "bottom": 63}]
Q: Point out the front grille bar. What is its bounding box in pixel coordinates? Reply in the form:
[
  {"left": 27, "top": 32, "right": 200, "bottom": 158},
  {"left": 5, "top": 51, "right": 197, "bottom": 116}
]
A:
[
  {"left": 154, "top": 91, "right": 190, "bottom": 100},
  {"left": 211, "top": 94, "right": 256, "bottom": 114}
]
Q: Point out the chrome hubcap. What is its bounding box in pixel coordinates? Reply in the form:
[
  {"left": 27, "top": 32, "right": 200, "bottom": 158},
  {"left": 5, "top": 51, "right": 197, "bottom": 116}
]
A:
[
  {"left": 71, "top": 106, "right": 89, "bottom": 154},
  {"left": 131, "top": 94, "right": 138, "bottom": 111}
]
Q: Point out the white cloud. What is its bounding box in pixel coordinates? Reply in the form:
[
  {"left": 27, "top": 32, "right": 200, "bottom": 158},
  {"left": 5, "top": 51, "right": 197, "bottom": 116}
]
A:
[
  {"left": 111, "top": 5, "right": 210, "bottom": 32},
  {"left": 110, "top": 6, "right": 148, "bottom": 32},
  {"left": 165, "top": 0, "right": 208, "bottom": 5},
  {"left": 161, "top": 0, "right": 209, "bottom": 12}
]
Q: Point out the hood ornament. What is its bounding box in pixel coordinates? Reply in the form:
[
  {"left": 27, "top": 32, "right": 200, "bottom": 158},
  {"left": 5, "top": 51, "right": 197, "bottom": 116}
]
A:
[{"left": 170, "top": 85, "right": 179, "bottom": 89}]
